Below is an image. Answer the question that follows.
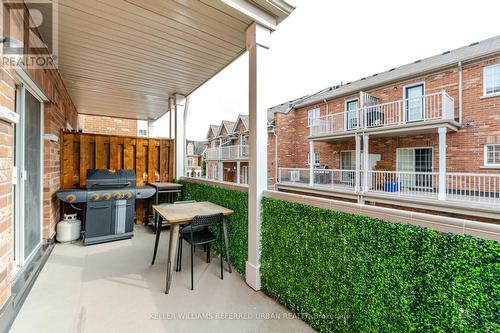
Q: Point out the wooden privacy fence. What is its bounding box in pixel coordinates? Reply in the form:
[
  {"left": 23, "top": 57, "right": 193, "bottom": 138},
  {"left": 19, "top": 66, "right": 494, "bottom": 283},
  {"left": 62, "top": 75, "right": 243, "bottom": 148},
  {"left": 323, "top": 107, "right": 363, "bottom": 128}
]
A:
[{"left": 61, "top": 132, "right": 174, "bottom": 189}]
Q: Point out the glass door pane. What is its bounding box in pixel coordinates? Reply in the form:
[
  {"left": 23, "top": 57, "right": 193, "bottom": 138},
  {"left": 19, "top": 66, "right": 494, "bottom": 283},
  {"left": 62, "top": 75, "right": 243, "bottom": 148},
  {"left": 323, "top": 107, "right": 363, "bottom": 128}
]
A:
[
  {"left": 345, "top": 100, "right": 358, "bottom": 130},
  {"left": 405, "top": 85, "right": 424, "bottom": 122},
  {"left": 23, "top": 89, "right": 42, "bottom": 260},
  {"left": 415, "top": 148, "right": 432, "bottom": 188},
  {"left": 397, "top": 148, "right": 415, "bottom": 188},
  {"left": 340, "top": 151, "right": 355, "bottom": 183}
]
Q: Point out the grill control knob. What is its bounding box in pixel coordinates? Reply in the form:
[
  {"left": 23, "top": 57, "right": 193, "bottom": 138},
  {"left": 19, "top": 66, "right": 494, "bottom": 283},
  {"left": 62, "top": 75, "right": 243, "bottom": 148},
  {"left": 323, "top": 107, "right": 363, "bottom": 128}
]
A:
[
  {"left": 90, "top": 193, "right": 100, "bottom": 201},
  {"left": 66, "top": 194, "right": 76, "bottom": 202},
  {"left": 114, "top": 192, "right": 122, "bottom": 199},
  {"left": 124, "top": 192, "right": 132, "bottom": 199},
  {"left": 102, "top": 193, "right": 111, "bottom": 200}
]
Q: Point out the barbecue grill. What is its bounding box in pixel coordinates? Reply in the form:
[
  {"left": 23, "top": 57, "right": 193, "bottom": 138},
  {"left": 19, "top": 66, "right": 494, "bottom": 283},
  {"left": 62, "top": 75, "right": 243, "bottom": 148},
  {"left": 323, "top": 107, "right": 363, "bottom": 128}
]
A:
[{"left": 57, "top": 169, "right": 156, "bottom": 245}]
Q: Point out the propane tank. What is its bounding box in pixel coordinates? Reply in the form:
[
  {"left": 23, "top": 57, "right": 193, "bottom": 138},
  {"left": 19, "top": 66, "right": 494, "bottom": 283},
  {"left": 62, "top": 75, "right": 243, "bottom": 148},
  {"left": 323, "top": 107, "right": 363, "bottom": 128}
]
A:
[{"left": 56, "top": 213, "right": 82, "bottom": 243}]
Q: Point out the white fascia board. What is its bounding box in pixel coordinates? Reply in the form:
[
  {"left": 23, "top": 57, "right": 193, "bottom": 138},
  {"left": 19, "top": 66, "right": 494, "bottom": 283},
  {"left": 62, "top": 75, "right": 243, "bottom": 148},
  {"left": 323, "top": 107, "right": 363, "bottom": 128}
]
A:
[{"left": 221, "top": 0, "right": 277, "bottom": 31}]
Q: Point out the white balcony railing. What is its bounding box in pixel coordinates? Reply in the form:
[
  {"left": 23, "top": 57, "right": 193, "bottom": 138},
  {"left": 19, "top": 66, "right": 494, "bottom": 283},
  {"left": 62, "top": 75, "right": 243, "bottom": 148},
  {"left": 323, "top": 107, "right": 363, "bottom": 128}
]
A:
[
  {"left": 309, "top": 110, "right": 359, "bottom": 137},
  {"left": 366, "top": 170, "right": 439, "bottom": 199},
  {"left": 446, "top": 173, "right": 500, "bottom": 204},
  {"left": 310, "top": 91, "right": 455, "bottom": 137},
  {"left": 205, "top": 145, "right": 248, "bottom": 161},
  {"left": 278, "top": 168, "right": 356, "bottom": 191},
  {"left": 278, "top": 168, "right": 500, "bottom": 206}
]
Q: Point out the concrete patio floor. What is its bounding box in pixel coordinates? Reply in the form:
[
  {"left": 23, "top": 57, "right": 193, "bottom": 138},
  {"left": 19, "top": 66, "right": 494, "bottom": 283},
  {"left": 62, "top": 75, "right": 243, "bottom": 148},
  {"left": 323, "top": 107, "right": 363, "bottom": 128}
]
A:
[{"left": 11, "top": 226, "right": 313, "bottom": 333}]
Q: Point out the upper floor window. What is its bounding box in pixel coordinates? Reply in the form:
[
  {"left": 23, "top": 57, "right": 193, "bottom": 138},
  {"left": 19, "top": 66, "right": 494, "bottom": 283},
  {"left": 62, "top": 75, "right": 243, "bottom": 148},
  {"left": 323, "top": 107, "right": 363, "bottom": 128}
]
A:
[
  {"left": 187, "top": 143, "right": 194, "bottom": 155},
  {"left": 484, "top": 64, "right": 500, "bottom": 96},
  {"left": 307, "top": 108, "right": 320, "bottom": 127},
  {"left": 484, "top": 144, "right": 500, "bottom": 167},
  {"left": 307, "top": 152, "right": 320, "bottom": 165}
]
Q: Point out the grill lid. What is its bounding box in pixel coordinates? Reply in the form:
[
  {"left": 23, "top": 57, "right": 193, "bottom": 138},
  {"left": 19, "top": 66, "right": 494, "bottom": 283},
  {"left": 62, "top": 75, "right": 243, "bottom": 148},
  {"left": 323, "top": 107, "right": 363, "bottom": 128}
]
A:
[{"left": 86, "top": 169, "right": 136, "bottom": 189}]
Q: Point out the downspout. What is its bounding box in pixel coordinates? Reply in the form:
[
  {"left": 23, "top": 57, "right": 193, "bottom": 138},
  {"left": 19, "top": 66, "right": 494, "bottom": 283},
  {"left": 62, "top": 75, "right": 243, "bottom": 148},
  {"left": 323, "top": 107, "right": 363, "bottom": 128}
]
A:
[{"left": 458, "top": 61, "right": 463, "bottom": 125}]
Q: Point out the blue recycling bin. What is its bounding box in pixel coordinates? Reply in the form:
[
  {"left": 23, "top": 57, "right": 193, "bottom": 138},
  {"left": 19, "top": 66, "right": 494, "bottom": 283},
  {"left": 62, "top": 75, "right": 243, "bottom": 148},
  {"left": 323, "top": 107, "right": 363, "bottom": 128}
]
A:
[{"left": 384, "top": 181, "right": 399, "bottom": 192}]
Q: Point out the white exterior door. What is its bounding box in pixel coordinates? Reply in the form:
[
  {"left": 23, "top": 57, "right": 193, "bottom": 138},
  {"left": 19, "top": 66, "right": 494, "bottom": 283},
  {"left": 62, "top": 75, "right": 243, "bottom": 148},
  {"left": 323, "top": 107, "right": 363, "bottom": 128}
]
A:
[
  {"left": 405, "top": 84, "right": 424, "bottom": 122},
  {"left": 13, "top": 83, "right": 44, "bottom": 274}
]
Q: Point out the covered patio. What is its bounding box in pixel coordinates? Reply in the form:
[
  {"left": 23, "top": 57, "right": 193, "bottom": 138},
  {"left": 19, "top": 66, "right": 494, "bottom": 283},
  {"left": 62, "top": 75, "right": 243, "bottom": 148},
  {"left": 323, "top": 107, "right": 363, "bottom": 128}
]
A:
[
  {"left": 11, "top": 226, "right": 312, "bottom": 332},
  {"left": 2, "top": 1, "right": 499, "bottom": 333}
]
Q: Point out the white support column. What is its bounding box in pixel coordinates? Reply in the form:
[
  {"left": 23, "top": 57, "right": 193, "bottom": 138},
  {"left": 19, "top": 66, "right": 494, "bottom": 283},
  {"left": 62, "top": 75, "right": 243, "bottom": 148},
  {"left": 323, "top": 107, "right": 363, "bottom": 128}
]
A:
[
  {"left": 309, "top": 141, "right": 315, "bottom": 186},
  {"left": 355, "top": 134, "right": 361, "bottom": 193},
  {"left": 363, "top": 134, "right": 369, "bottom": 192},
  {"left": 169, "top": 97, "right": 175, "bottom": 139},
  {"left": 218, "top": 161, "right": 223, "bottom": 181},
  {"left": 174, "top": 94, "right": 188, "bottom": 180},
  {"left": 246, "top": 22, "right": 271, "bottom": 291},
  {"left": 236, "top": 161, "right": 241, "bottom": 185},
  {"left": 438, "top": 127, "right": 447, "bottom": 200}
]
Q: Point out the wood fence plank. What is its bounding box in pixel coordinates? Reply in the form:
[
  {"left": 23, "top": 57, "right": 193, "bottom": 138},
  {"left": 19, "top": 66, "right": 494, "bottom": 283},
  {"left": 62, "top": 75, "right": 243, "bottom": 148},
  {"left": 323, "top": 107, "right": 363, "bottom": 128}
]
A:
[
  {"left": 160, "top": 141, "right": 168, "bottom": 181},
  {"left": 123, "top": 138, "right": 135, "bottom": 170},
  {"left": 62, "top": 133, "right": 74, "bottom": 189},
  {"left": 168, "top": 141, "right": 174, "bottom": 181},
  {"left": 136, "top": 138, "right": 145, "bottom": 186},
  {"left": 148, "top": 139, "right": 156, "bottom": 183},
  {"left": 95, "top": 136, "right": 105, "bottom": 169},
  {"left": 79, "top": 134, "right": 89, "bottom": 187},
  {"left": 110, "top": 137, "right": 119, "bottom": 170}
]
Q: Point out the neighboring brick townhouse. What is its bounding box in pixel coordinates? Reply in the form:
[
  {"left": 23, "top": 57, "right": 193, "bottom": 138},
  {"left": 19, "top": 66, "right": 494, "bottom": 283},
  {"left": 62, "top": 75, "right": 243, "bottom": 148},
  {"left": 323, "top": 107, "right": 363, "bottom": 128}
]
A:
[
  {"left": 268, "top": 36, "right": 500, "bottom": 221},
  {"left": 206, "top": 115, "right": 249, "bottom": 184},
  {"left": 78, "top": 114, "right": 138, "bottom": 136},
  {"left": 185, "top": 140, "right": 206, "bottom": 178}
]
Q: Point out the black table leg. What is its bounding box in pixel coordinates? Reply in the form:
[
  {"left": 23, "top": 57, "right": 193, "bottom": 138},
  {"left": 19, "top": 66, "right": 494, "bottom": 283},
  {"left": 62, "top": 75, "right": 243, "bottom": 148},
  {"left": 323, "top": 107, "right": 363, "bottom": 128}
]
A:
[{"left": 222, "top": 217, "right": 232, "bottom": 273}]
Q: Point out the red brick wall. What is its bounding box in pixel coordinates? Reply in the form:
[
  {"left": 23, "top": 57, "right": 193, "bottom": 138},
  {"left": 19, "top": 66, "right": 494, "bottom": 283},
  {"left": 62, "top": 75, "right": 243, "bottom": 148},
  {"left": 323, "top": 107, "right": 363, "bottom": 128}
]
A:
[
  {"left": 269, "top": 56, "right": 500, "bottom": 186},
  {"left": 0, "top": 4, "right": 78, "bottom": 309},
  {"left": 78, "top": 114, "right": 137, "bottom": 136}
]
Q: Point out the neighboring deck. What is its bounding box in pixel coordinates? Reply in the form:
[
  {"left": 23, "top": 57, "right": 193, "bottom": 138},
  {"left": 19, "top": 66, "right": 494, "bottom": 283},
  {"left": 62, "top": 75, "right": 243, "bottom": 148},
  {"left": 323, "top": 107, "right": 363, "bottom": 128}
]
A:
[{"left": 11, "top": 226, "right": 312, "bottom": 333}]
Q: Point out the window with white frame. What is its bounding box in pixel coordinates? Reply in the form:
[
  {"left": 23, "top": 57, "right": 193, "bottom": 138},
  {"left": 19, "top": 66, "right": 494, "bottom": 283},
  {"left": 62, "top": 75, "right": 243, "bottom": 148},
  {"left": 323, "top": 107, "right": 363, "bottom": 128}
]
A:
[
  {"left": 484, "top": 64, "right": 500, "bottom": 96},
  {"left": 307, "top": 152, "right": 320, "bottom": 165},
  {"left": 307, "top": 108, "right": 320, "bottom": 127},
  {"left": 187, "top": 157, "right": 194, "bottom": 167},
  {"left": 484, "top": 144, "right": 500, "bottom": 166},
  {"left": 187, "top": 143, "right": 194, "bottom": 155}
]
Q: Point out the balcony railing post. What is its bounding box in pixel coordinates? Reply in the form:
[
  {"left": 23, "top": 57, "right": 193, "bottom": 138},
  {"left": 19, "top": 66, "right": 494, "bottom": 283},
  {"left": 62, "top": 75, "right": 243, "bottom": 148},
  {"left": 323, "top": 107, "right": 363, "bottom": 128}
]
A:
[
  {"left": 309, "top": 141, "right": 314, "bottom": 186},
  {"left": 355, "top": 134, "right": 361, "bottom": 193},
  {"left": 438, "top": 127, "right": 447, "bottom": 200},
  {"left": 441, "top": 90, "right": 446, "bottom": 119}
]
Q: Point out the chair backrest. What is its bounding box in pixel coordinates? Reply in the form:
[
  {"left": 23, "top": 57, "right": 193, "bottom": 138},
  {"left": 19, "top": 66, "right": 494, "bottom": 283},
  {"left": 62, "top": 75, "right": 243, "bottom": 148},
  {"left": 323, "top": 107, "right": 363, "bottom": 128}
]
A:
[
  {"left": 174, "top": 200, "right": 196, "bottom": 205},
  {"left": 191, "top": 213, "right": 223, "bottom": 229}
]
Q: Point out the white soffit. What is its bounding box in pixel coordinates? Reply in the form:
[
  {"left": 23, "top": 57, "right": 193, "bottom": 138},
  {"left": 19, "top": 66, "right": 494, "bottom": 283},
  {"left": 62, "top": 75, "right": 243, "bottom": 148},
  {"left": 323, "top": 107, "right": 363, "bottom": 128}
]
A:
[{"left": 55, "top": 0, "right": 294, "bottom": 120}]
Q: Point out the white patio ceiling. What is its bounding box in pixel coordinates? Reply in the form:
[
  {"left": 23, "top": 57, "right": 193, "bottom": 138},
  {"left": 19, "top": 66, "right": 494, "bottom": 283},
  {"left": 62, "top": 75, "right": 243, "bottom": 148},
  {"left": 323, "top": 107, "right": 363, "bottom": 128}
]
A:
[{"left": 55, "top": 0, "right": 294, "bottom": 120}]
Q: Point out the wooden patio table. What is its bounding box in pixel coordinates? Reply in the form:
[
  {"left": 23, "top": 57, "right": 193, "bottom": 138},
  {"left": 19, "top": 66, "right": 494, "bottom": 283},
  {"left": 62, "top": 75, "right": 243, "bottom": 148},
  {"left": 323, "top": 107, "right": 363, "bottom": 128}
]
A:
[{"left": 153, "top": 201, "right": 234, "bottom": 294}]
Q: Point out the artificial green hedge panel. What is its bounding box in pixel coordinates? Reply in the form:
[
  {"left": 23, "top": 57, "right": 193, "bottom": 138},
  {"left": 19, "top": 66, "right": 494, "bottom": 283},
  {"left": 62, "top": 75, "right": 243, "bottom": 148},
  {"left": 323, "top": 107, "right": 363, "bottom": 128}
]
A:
[
  {"left": 261, "top": 197, "right": 500, "bottom": 333},
  {"left": 179, "top": 180, "right": 248, "bottom": 275}
]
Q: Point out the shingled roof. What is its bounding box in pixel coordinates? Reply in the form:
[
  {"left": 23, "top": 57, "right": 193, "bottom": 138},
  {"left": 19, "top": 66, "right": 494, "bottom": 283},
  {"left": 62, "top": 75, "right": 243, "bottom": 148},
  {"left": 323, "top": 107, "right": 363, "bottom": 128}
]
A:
[{"left": 268, "top": 35, "right": 500, "bottom": 116}]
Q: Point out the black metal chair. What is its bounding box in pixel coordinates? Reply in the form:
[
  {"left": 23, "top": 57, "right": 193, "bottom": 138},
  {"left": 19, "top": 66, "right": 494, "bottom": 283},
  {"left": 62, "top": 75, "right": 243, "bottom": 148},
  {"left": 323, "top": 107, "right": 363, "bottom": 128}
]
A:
[
  {"left": 151, "top": 200, "right": 196, "bottom": 265},
  {"left": 176, "top": 213, "right": 224, "bottom": 290}
]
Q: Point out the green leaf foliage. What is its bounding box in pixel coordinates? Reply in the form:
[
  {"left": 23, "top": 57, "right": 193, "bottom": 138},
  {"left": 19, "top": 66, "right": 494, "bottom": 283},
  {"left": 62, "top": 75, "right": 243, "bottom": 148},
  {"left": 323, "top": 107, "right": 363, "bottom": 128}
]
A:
[
  {"left": 178, "top": 181, "right": 499, "bottom": 333},
  {"left": 261, "top": 197, "right": 500, "bottom": 333},
  {"left": 180, "top": 180, "right": 248, "bottom": 275}
]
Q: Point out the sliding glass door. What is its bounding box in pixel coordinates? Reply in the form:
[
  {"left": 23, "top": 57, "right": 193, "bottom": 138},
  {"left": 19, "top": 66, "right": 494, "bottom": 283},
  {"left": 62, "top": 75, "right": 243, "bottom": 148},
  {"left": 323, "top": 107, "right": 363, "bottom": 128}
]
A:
[{"left": 13, "top": 84, "right": 43, "bottom": 271}]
